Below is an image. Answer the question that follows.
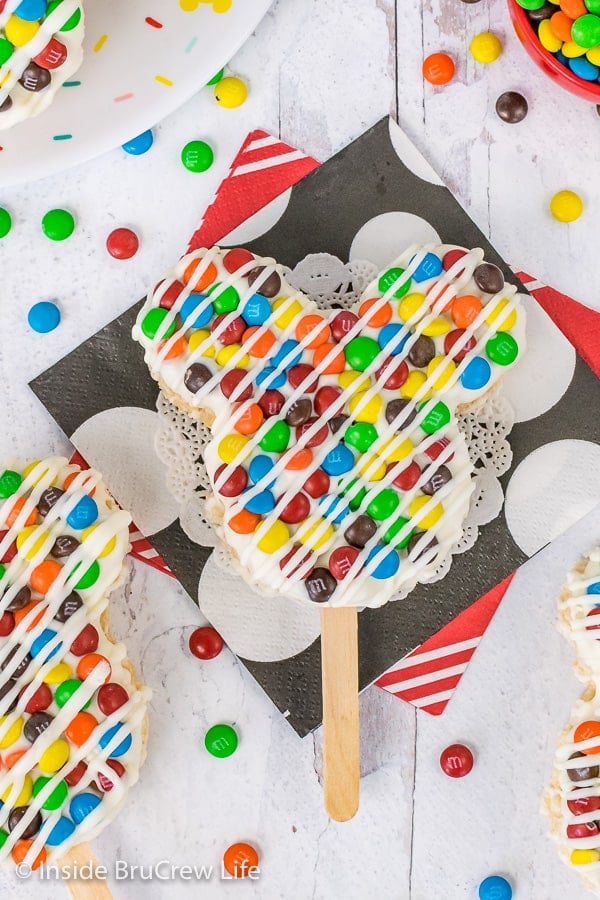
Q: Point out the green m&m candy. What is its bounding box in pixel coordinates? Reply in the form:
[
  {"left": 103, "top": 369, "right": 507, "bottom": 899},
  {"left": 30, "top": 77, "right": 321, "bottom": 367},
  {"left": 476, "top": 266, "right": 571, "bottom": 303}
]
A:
[
  {"left": 140, "top": 307, "right": 176, "bottom": 341},
  {"left": 209, "top": 283, "right": 240, "bottom": 314},
  {"left": 383, "top": 515, "right": 414, "bottom": 549},
  {"left": 207, "top": 68, "right": 225, "bottom": 85},
  {"left": 378, "top": 267, "right": 412, "bottom": 299},
  {"left": 0, "top": 470, "right": 22, "bottom": 498},
  {"left": 72, "top": 559, "right": 100, "bottom": 590},
  {"left": 345, "top": 336, "right": 380, "bottom": 372},
  {"left": 0, "top": 208, "right": 12, "bottom": 238},
  {"left": 367, "top": 488, "right": 400, "bottom": 521},
  {"left": 47, "top": 1, "right": 82, "bottom": 31},
  {"left": 55, "top": 679, "right": 91, "bottom": 710},
  {"left": 486, "top": 332, "right": 519, "bottom": 366},
  {"left": 259, "top": 420, "right": 290, "bottom": 453},
  {"left": 345, "top": 422, "right": 378, "bottom": 453},
  {"left": 205, "top": 723, "right": 238, "bottom": 758},
  {"left": 0, "top": 832, "right": 7, "bottom": 851},
  {"left": 515, "top": 0, "right": 546, "bottom": 9},
  {"left": 41, "top": 208, "right": 75, "bottom": 241},
  {"left": 181, "top": 140, "right": 214, "bottom": 173},
  {"left": 571, "top": 14, "right": 600, "bottom": 49},
  {"left": 420, "top": 401, "right": 451, "bottom": 435},
  {"left": 340, "top": 478, "right": 367, "bottom": 511},
  {"left": 33, "top": 776, "right": 69, "bottom": 811},
  {"left": 0, "top": 38, "right": 14, "bottom": 66}
]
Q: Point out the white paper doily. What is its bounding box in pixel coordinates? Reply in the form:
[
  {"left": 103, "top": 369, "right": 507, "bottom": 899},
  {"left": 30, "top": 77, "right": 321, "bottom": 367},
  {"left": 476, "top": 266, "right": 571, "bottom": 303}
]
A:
[{"left": 154, "top": 253, "right": 516, "bottom": 599}]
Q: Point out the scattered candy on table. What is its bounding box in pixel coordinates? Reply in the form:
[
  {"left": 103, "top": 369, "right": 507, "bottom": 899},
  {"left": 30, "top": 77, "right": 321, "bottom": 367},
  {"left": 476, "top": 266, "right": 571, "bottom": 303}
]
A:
[
  {"left": 121, "top": 130, "right": 154, "bottom": 155},
  {"left": 550, "top": 189, "right": 583, "bottom": 221},
  {"left": 27, "top": 300, "right": 61, "bottom": 333},
  {"left": 188, "top": 626, "right": 224, "bottom": 659},
  {"left": 214, "top": 75, "right": 248, "bottom": 108},
  {"left": 181, "top": 140, "right": 214, "bottom": 173},
  {"left": 439, "top": 743, "right": 474, "bottom": 777},
  {"left": 0, "top": 207, "right": 11, "bottom": 238},
  {"left": 422, "top": 52, "right": 455, "bottom": 85},
  {"left": 106, "top": 227, "right": 139, "bottom": 260},
  {"left": 470, "top": 32, "right": 503, "bottom": 64},
  {"left": 204, "top": 723, "right": 238, "bottom": 758},
  {"left": 41, "top": 208, "right": 75, "bottom": 241},
  {"left": 495, "top": 91, "right": 528, "bottom": 122},
  {"left": 222, "top": 842, "right": 260, "bottom": 878},
  {"left": 478, "top": 874, "right": 513, "bottom": 900}
]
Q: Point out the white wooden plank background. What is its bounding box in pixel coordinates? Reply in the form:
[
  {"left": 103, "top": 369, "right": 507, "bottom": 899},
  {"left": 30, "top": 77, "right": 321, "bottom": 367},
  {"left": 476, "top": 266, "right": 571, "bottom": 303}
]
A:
[{"left": 0, "top": 1, "right": 599, "bottom": 897}]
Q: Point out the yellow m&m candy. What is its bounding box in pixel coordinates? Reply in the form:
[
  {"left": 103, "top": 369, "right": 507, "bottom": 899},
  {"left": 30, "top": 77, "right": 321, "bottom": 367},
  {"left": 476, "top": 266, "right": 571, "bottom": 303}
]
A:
[
  {"left": 409, "top": 496, "right": 444, "bottom": 529},
  {"left": 43, "top": 662, "right": 73, "bottom": 684},
  {"left": 357, "top": 455, "right": 387, "bottom": 482},
  {"left": 214, "top": 76, "right": 248, "bottom": 108},
  {"left": 39, "top": 739, "right": 70, "bottom": 774},
  {"left": 81, "top": 525, "right": 116, "bottom": 558},
  {"left": 218, "top": 434, "right": 250, "bottom": 465},
  {"left": 399, "top": 293, "right": 427, "bottom": 322},
  {"left": 338, "top": 370, "right": 371, "bottom": 392},
  {"left": 216, "top": 345, "right": 249, "bottom": 369},
  {"left": 16, "top": 526, "right": 51, "bottom": 560},
  {"left": 2, "top": 774, "right": 33, "bottom": 806},
  {"left": 470, "top": 31, "right": 502, "bottom": 64},
  {"left": 400, "top": 370, "right": 428, "bottom": 400},
  {"left": 571, "top": 849, "right": 600, "bottom": 865},
  {"left": 378, "top": 437, "right": 413, "bottom": 463},
  {"left": 297, "top": 518, "right": 334, "bottom": 551},
  {"left": 427, "top": 356, "right": 456, "bottom": 390},
  {"left": 272, "top": 297, "right": 302, "bottom": 328},
  {"left": 256, "top": 520, "right": 290, "bottom": 553},
  {"left": 550, "top": 190, "right": 583, "bottom": 223},
  {"left": 348, "top": 391, "right": 383, "bottom": 424},
  {"left": 421, "top": 317, "right": 451, "bottom": 337},
  {"left": 5, "top": 16, "right": 39, "bottom": 47},
  {"left": 0, "top": 716, "right": 23, "bottom": 749},
  {"left": 188, "top": 329, "right": 215, "bottom": 357},
  {"left": 485, "top": 298, "right": 517, "bottom": 331}
]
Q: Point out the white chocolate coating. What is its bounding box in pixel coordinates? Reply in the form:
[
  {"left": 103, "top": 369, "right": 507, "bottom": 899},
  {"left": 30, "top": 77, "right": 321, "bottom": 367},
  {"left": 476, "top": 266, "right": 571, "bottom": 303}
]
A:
[{"left": 134, "top": 244, "right": 526, "bottom": 608}]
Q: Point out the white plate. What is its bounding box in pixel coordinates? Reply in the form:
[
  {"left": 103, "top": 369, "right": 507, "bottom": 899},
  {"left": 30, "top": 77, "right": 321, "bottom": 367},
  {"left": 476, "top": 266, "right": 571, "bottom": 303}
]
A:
[{"left": 0, "top": 0, "right": 272, "bottom": 187}]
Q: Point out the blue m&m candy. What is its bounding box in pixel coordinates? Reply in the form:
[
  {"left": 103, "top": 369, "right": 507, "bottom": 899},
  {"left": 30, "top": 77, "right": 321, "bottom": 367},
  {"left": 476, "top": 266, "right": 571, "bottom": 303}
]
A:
[
  {"left": 122, "top": 130, "right": 154, "bottom": 155},
  {"left": 70, "top": 792, "right": 102, "bottom": 824},
  {"left": 569, "top": 56, "right": 599, "bottom": 81},
  {"left": 66, "top": 495, "right": 98, "bottom": 529},
  {"left": 256, "top": 367, "right": 286, "bottom": 390},
  {"left": 366, "top": 544, "right": 400, "bottom": 579},
  {"left": 478, "top": 875, "right": 512, "bottom": 900},
  {"left": 318, "top": 494, "right": 350, "bottom": 524},
  {"left": 99, "top": 723, "right": 132, "bottom": 758},
  {"left": 378, "top": 324, "right": 409, "bottom": 355},
  {"left": 410, "top": 252, "right": 443, "bottom": 282},
  {"left": 460, "top": 356, "right": 491, "bottom": 391},
  {"left": 30, "top": 629, "right": 61, "bottom": 661},
  {"left": 43, "top": 816, "right": 76, "bottom": 846},
  {"left": 180, "top": 294, "right": 213, "bottom": 328},
  {"left": 321, "top": 445, "right": 355, "bottom": 476},
  {"left": 271, "top": 339, "right": 303, "bottom": 370},
  {"left": 28, "top": 301, "right": 61, "bottom": 334},
  {"left": 241, "top": 294, "right": 271, "bottom": 326},
  {"left": 248, "top": 455, "right": 275, "bottom": 488},
  {"left": 244, "top": 490, "right": 276, "bottom": 514},
  {"left": 15, "top": 0, "right": 47, "bottom": 21}
]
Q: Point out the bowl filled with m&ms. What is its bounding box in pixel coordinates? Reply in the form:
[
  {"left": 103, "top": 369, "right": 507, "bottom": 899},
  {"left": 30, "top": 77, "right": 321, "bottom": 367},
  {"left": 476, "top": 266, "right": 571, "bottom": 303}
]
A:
[{"left": 508, "top": 0, "right": 600, "bottom": 102}]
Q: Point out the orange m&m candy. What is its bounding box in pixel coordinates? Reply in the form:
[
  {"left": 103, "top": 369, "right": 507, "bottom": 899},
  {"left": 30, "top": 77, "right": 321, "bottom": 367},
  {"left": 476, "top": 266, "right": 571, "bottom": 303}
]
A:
[
  {"left": 574, "top": 720, "right": 600, "bottom": 755},
  {"left": 76, "top": 654, "right": 112, "bottom": 684},
  {"left": 242, "top": 326, "right": 276, "bottom": 358},
  {"left": 30, "top": 560, "right": 62, "bottom": 595},
  {"left": 14, "top": 600, "right": 46, "bottom": 631},
  {"left": 228, "top": 510, "right": 261, "bottom": 535},
  {"left": 560, "top": 0, "right": 586, "bottom": 17},
  {"left": 222, "top": 842, "right": 260, "bottom": 878},
  {"left": 63, "top": 471, "right": 96, "bottom": 495},
  {"left": 233, "top": 403, "right": 263, "bottom": 435},
  {"left": 422, "top": 52, "right": 455, "bottom": 85},
  {"left": 284, "top": 448, "right": 314, "bottom": 471},
  {"left": 158, "top": 335, "right": 187, "bottom": 360},
  {"left": 550, "top": 10, "right": 573, "bottom": 43},
  {"left": 66, "top": 712, "right": 99, "bottom": 747},
  {"left": 294, "top": 315, "right": 330, "bottom": 348},
  {"left": 312, "top": 343, "right": 345, "bottom": 375},
  {"left": 451, "top": 295, "right": 483, "bottom": 329},
  {"left": 359, "top": 298, "right": 392, "bottom": 328},
  {"left": 183, "top": 258, "right": 218, "bottom": 292},
  {"left": 5, "top": 748, "right": 27, "bottom": 769},
  {"left": 6, "top": 497, "right": 37, "bottom": 528},
  {"left": 12, "top": 840, "right": 46, "bottom": 870}
]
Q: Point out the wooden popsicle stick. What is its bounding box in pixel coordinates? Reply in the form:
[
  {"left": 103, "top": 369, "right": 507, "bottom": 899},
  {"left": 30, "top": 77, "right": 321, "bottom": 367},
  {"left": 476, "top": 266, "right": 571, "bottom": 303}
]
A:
[
  {"left": 320, "top": 606, "right": 360, "bottom": 822},
  {"left": 58, "top": 843, "right": 113, "bottom": 900}
]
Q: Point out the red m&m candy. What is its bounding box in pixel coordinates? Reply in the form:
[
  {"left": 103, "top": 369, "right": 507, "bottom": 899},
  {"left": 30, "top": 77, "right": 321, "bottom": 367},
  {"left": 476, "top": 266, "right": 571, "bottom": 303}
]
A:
[
  {"left": 331, "top": 310, "right": 358, "bottom": 342},
  {"left": 106, "top": 228, "right": 139, "bottom": 260},
  {"left": 97, "top": 683, "right": 129, "bottom": 716},
  {"left": 34, "top": 38, "right": 68, "bottom": 70},
  {"left": 157, "top": 280, "right": 185, "bottom": 310},
  {"left": 279, "top": 493, "right": 311, "bottom": 524},
  {"left": 314, "top": 385, "right": 343, "bottom": 417},
  {"left": 303, "top": 469, "right": 330, "bottom": 499},
  {"left": 189, "top": 626, "right": 224, "bottom": 660},
  {"left": 440, "top": 743, "right": 474, "bottom": 777},
  {"left": 329, "top": 546, "right": 360, "bottom": 580},
  {"left": 223, "top": 248, "right": 255, "bottom": 274},
  {"left": 220, "top": 370, "right": 253, "bottom": 401},
  {"left": 214, "top": 464, "right": 248, "bottom": 497}
]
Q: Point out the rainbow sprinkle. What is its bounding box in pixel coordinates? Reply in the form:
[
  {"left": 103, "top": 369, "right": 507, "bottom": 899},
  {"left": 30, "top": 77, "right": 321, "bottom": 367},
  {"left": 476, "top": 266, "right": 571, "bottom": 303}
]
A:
[
  {"left": 154, "top": 75, "right": 174, "bottom": 87},
  {"left": 93, "top": 34, "right": 108, "bottom": 53}
]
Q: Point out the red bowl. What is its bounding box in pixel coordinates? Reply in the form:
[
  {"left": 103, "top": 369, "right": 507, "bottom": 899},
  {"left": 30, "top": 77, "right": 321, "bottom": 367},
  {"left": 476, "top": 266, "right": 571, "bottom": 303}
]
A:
[{"left": 507, "top": 0, "right": 600, "bottom": 102}]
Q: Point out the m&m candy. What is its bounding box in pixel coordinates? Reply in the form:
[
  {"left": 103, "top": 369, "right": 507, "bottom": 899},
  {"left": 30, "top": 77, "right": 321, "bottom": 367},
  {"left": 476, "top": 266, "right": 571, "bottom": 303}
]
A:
[{"left": 422, "top": 52, "right": 455, "bottom": 85}]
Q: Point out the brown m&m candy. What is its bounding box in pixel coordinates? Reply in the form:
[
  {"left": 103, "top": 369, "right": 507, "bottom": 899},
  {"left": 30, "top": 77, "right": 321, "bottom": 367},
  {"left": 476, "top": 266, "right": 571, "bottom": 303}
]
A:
[
  {"left": 1, "top": 646, "right": 31, "bottom": 677},
  {"left": 495, "top": 91, "right": 528, "bottom": 124},
  {"left": 305, "top": 568, "right": 337, "bottom": 602},
  {"left": 38, "top": 486, "right": 65, "bottom": 517},
  {"left": 473, "top": 262, "right": 504, "bottom": 294},
  {"left": 247, "top": 266, "right": 281, "bottom": 298},
  {"left": 19, "top": 62, "right": 51, "bottom": 93},
  {"left": 24, "top": 711, "right": 53, "bottom": 743},
  {"left": 408, "top": 335, "right": 435, "bottom": 368},
  {"left": 51, "top": 535, "right": 80, "bottom": 558},
  {"left": 6, "top": 585, "right": 32, "bottom": 612},
  {"left": 285, "top": 398, "right": 312, "bottom": 427},
  {"left": 407, "top": 533, "right": 439, "bottom": 560},
  {"left": 567, "top": 751, "right": 600, "bottom": 783},
  {"left": 344, "top": 514, "right": 377, "bottom": 548},
  {"left": 386, "top": 398, "right": 416, "bottom": 428},
  {"left": 184, "top": 363, "right": 212, "bottom": 394},
  {"left": 8, "top": 807, "right": 42, "bottom": 838},
  {"left": 54, "top": 592, "right": 82, "bottom": 622},
  {"left": 421, "top": 465, "right": 452, "bottom": 495}
]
